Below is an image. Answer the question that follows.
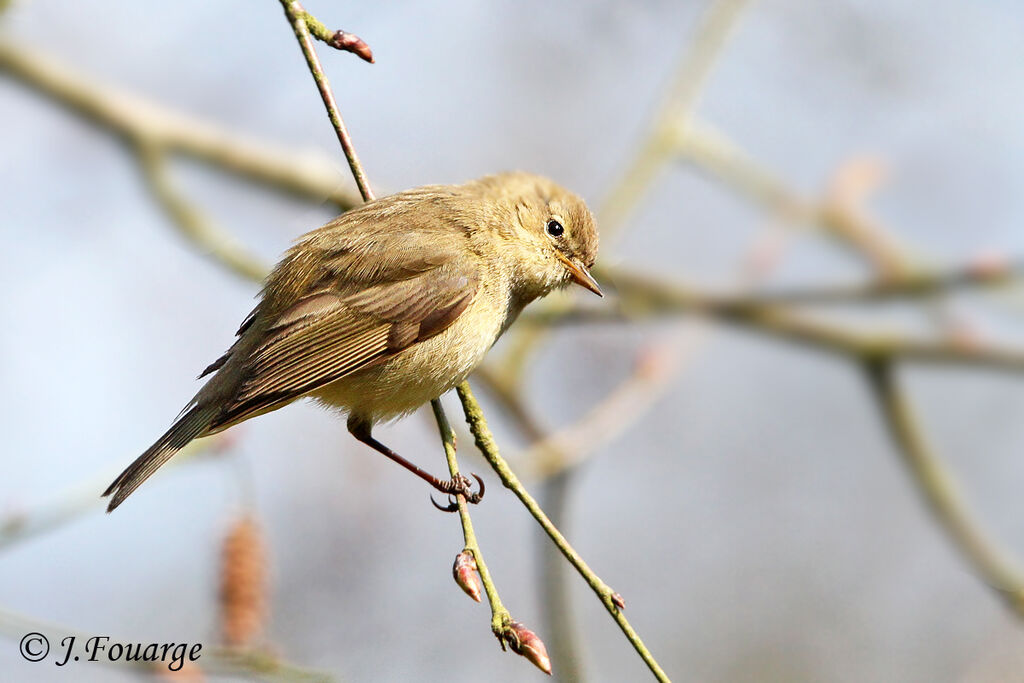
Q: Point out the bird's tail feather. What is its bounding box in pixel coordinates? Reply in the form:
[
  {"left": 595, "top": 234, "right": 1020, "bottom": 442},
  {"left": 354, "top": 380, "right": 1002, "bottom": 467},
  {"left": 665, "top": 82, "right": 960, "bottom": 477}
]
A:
[{"left": 103, "top": 404, "right": 218, "bottom": 512}]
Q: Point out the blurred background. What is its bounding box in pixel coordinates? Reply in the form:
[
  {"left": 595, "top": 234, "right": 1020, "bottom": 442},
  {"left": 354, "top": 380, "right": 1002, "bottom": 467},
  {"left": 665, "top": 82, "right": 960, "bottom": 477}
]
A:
[{"left": 3, "top": 0, "right": 1024, "bottom": 681}]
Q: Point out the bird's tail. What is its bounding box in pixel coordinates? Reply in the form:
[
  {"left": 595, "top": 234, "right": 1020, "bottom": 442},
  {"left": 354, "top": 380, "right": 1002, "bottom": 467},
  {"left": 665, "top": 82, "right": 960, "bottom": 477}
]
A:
[{"left": 103, "top": 404, "right": 218, "bottom": 512}]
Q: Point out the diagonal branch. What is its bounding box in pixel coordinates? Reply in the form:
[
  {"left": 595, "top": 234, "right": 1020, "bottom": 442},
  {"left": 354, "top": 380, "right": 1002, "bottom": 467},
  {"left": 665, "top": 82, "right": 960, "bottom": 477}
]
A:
[
  {"left": 863, "top": 360, "right": 1024, "bottom": 614},
  {"left": 599, "top": 0, "right": 752, "bottom": 238},
  {"left": 430, "top": 401, "right": 522, "bottom": 656},
  {"left": 278, "top": 0, "right": 375, "bottom": 202},
  {"left": 671, "top": 117, "right": 920, "bottom": 275},
  {"left": 456, "top": 382, "right": 670, "bottom": 683},
  {"left": 136, "top": 143, "right": 270, "bottom": 283},
  {"left": 0, "top": 41, "right": 360, "bottom": 210}
]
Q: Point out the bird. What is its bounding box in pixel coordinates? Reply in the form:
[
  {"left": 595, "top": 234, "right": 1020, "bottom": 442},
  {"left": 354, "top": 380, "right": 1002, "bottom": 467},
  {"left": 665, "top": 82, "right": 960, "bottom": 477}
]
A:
[{"left": 103, "top": 171, "right": 601, "bottom": 512}]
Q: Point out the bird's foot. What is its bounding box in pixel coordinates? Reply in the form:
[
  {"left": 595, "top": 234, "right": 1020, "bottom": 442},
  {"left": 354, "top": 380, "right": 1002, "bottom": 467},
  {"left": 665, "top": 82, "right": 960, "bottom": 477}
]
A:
[{"left": 430, "top": 473, "right": 485, "bottom": 512}]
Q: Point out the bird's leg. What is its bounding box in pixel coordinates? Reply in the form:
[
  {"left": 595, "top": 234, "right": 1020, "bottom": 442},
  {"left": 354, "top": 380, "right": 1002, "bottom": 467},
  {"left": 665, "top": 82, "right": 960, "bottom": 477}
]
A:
[{"left": 347, "top": 416, "right": 485, "bottom": 505}]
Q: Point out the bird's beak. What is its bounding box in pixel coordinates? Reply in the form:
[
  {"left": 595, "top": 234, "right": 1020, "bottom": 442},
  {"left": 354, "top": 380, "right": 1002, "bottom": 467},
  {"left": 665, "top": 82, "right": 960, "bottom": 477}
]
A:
[{"left": 555, "top": 252, "right": 603, "bottom": 297}]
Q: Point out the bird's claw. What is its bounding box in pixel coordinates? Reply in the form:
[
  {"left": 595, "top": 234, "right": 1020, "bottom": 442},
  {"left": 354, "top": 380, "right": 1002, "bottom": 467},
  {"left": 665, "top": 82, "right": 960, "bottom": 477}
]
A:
[
  {"left": 429, "top": 473, "right": 485, "bottom": 512},
  {"left": 430, "top": 495, "right": 459, "bottom": 513}
]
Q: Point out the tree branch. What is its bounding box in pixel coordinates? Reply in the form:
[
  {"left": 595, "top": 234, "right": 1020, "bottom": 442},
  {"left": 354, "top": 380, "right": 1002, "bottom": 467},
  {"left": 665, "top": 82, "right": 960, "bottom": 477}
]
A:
[
  {"left": 526, "top": 266, "right": 1024, "bottom": 373},
  {"left": 136, "top": 143, "right": 270, "bottom": 283},
  {"left": 430, "top": 401, "right": 521, "bottom": 655},
  {"left": 0, "top": 41, "right": 360, "bottom": 210},
  {"left": 863, "top": 360, "right": 1024, "bottom": 614},
  {"left": 456, "top": 382, "right": 669, "bottom": 683},
  {"left": 278, "top": 0, "right": 375, "bottom": 202}
]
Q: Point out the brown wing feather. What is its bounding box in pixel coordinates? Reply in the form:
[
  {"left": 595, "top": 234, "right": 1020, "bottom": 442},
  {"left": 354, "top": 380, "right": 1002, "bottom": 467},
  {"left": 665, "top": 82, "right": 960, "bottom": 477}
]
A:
[{"left": 207, "top": 262, "right": 479, "bottom": 431}]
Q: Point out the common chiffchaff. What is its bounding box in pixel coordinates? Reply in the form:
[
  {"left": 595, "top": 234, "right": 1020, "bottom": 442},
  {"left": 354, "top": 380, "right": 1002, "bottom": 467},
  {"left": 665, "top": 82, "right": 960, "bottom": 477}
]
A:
[{"left": 104, "top": 172, "right": 600, "bottom": 511}]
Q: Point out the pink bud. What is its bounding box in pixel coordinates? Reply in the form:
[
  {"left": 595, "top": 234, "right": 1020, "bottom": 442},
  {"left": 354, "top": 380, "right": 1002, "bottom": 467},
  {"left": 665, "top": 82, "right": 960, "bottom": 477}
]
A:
[
  {"left": 611, "top": 592, "right": 626, "bottom": 610},
  {"left": 452, "top": 551, "right": 482, "bottom": 603},
  {"left": 506, "top": 621, "right": 552, "bottom": 675},
  {"left": 329, "top": 30, "right": 375, "bottom": 63}
]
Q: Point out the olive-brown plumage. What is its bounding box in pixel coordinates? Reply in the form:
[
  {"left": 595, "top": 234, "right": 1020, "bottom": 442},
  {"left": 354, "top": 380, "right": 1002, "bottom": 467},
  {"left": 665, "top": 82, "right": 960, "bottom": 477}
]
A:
[{"left": 104, "top": 172, "right": 600, "bottom": 511}]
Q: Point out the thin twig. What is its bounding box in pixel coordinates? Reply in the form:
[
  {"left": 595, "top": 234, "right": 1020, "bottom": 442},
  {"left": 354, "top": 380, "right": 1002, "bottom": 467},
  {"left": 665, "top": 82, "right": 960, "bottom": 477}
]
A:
[
  {"left": 477, "top": 341, "right": 686, "bottom": 679},
  {"left": 863, "top": 360, "right": 1024, "bottom": 615},
  {"left": 430, "top": 401, "right": 514, "bottom": 643},
  {"left": 456, "top": 382, "right": 670, "bottom": 683},
  {"left": 279, "top": 0, "right": 375, "bottom": 202}
]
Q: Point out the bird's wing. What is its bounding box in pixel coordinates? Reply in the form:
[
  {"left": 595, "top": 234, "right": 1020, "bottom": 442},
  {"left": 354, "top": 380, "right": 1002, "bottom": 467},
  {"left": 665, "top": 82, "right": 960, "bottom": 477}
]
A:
[{"left": 206, "top": 234, "right": 480, "bottom": 431}]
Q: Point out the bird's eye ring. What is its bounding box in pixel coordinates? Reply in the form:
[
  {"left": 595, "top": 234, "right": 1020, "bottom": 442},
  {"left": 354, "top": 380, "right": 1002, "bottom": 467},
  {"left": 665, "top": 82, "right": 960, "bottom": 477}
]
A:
[{"left": 546, "top": 219, "right": 564, "bottom": 237}]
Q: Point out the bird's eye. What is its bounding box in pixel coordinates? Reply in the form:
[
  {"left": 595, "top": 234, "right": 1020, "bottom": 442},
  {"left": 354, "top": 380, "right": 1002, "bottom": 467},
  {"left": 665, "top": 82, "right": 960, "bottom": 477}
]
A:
[{"left": 546, "top": 219, "right": 564, "bottom": 237}]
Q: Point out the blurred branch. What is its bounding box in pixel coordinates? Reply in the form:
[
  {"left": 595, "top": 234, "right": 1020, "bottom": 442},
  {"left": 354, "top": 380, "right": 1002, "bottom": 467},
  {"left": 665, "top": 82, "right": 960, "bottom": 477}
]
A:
[
  {"left": 491, "top": 0, "right": 754, "bottom": 395},
  {"left": 528, "top": 266, "right": 1024, "bottom": 373},
  {"left": 136, "top": 144, "right": 270, "bottom": 283},
  {"left": 740, "top": 255, "right": 1023, "bottom": 305},
  {"left": 456, "top": 382, "right": 669, "bottom": 683},
  {"left": 536, "top": 471, "right": 584, "bottom": 681},
  {"left": 863, "top": 360, "right": 1024, "bottom": 615},
  {"left": 599, "top": 0, "right": 752, "bottom": 237},
  {"left": 0, "top": 435, "right": 232, "bottom": 552},
  {"left": 0, "top": 41, "right": 360, "bottom": 210},
  {"left": 0, "top": 606, "right": 331, "bottom": 682},
  {"left": 516, "top": 343, "right": 686, "bottom": 480},
  {"left": 672, "top": 118, "right": 920, "bottom": 275}
]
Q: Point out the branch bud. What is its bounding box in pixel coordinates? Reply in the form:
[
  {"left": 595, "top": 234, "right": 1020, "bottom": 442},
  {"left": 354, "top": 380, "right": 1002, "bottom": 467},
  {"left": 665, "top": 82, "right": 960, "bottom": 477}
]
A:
[
  {"left": 329, "top": 30, "right": 375, "bottom": 63},
  {"left": 504, "top": 621, "right": 552, "bottom": 675},
  {"left": 452, "top": 550, "right": 482, "bottom": 602}
]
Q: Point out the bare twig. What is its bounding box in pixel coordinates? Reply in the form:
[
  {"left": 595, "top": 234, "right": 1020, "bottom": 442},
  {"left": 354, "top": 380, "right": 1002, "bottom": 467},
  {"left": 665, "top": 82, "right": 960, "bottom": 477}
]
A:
[
  {"left": 735, "top": 256, "right": 1022, "bottom": 305},
  {"left": 456, "top": 382, "right": 670, "bottom": 683},
  {"left": 278, "top": 0, "right": 375, "bottom": 202},
  {"left": 863, "top": 360, "right": 1024, "bottom": 615},
  {"left": 430, "top": 401, "right": 518, "bottom": 651}
]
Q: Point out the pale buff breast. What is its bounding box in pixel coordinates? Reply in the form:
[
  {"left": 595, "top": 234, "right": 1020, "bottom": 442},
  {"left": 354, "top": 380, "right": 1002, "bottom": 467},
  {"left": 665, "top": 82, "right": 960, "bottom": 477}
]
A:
[{"left": 311, "top": 277, "right": 513, "bottom": 422}]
